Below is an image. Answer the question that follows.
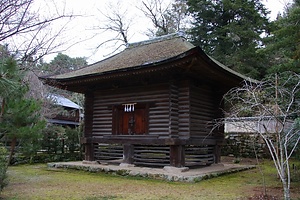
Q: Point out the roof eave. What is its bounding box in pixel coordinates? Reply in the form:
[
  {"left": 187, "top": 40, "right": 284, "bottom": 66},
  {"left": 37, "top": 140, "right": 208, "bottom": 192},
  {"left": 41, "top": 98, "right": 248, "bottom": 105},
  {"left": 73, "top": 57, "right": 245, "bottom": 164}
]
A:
[
  {"left": 193, "top": 46, "right": 259, "bottom": 85},
  {"left": 39, "top": 46, "right": 259, "bottom": 91},
  {"left": 39, "top": 49, "right": 194, "bottom": 86}
]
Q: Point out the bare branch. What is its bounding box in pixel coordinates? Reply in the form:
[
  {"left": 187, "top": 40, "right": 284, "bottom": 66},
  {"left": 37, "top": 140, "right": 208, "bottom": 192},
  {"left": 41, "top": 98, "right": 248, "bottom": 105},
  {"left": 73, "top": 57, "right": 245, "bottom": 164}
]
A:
[
  {"left": 0, "top": 0, "right": 77, "bottom": 63},
  {"left": 138, "top": 0, "right": 189, "bottom": 37},
  {"left": 86, "top": 1, "right": 134, "bottom": 57},
  {"left": 221, "top": 71, "right": 300, "bottom": 199}
]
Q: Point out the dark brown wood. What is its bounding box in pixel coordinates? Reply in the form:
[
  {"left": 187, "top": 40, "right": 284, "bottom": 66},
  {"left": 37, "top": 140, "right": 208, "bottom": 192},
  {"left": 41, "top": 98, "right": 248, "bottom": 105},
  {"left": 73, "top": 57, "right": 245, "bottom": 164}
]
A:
[
  {"left": 94, "top": 144, "right": 123, "bottom": 161},
  {"left": 85, "top": 143, "right": 94, "bottom": 161},
  {"left": 213, "top": 142, "right": 222, "bottom": 163},
  {"left": 169, "top": 81, "right": 179, "bottom": 138},
  {"left": 133, "top": 145, "right": 170, "bottom": 167},
  {"left": 84, "top": 136, "right": 185, "bottom": 145},
  {"left": 113, "top": 104, "right": 148, "bottom": 135},
  {"left": 79, "top": 80, "right": 222, "bottom": 164},
  {"left": 84, "top": 92, "right": 94, "bottom": 134},
  {"left": 83, "top": 91, "right": 94, "bottom": 161},
  {"left": 81, "top": 135, "right": 219, "bottom": 146},
  {"left": 41, "top": 36, "right": 249, "bottom": 168},
  {"left": 71, "top": 58, "right": 228, "bottom": 166},
  {"left": 170, "top": 145, "right": 185, "bottom": 167},
  {"left": 93, "top": 84, "right": 170, "bottom": 137}
]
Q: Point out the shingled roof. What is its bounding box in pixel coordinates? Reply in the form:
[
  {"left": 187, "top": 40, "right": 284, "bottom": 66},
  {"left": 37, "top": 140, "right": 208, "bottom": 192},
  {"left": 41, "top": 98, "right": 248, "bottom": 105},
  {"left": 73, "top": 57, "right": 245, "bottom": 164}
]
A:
[
  {"left": 47, "top": 33, "right": 195, "bottom": 80},
  {"left": 40, "top": 33, "right": 257, "bottom": 92}
]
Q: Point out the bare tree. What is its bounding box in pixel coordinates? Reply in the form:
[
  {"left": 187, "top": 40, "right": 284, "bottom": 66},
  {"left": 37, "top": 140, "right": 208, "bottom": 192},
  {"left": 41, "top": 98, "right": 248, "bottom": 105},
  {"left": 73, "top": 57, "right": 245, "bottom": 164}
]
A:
[
  {"left": 139, "top": 0, "right": 188, "bottom": 37},
  {"left": 169, "top": 0, "right": 189, "bottom": 31},
  {"left": 0, "top": 0, "right": 76, "bottom": 64},
  {"left": 221, "top": 72, "right": 300, "bottom": 200},
  {"left": 0, "top": 0, "right": 81, "bottom": 117},
  {"left": 90, "top": 1, "right": 133, "bottom": 56}
]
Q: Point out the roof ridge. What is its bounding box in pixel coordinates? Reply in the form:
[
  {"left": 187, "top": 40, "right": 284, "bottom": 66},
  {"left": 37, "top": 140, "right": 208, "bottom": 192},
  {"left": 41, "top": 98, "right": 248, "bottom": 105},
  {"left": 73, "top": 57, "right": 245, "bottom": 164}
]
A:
[{"left": 127, "top": 31, "right": 186, "bottom": 49}]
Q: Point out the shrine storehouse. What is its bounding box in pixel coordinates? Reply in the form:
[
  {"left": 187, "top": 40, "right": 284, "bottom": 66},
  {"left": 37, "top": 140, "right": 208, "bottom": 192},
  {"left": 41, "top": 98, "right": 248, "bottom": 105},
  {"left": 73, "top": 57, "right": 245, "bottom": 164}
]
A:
[{"left": 40, "top": 33, "right": 253, "bottom": 168}]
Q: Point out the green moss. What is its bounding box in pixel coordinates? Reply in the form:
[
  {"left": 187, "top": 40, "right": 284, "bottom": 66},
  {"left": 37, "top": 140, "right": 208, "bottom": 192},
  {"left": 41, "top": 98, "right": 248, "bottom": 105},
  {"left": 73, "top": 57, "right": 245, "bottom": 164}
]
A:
[{"left": 1, "top": 161, "right": 300, "bottom": 199}]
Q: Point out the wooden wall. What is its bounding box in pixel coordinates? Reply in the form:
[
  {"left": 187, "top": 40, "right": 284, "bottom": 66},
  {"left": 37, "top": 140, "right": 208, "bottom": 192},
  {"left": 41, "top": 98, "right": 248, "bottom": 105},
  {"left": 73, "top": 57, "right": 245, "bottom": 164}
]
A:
[
  {"left": 83, "top": 79, "right": 223, "bottom": 165},
  {"left": 189, "top": 83, "right": 223, "bottom": 138},
  {"left": 87, "top": 79, "right": 224, "bottom": 140},
  {"left": 83, "top": 91, "right": 95, "bottom": 161},
  {"left": 92, "top": 83, "right": 180, "bottom": 138}
]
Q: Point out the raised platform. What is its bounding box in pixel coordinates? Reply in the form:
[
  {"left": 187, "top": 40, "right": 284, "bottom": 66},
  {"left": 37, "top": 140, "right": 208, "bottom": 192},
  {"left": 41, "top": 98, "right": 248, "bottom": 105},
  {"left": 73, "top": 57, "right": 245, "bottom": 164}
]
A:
[{"left": 47, "top": 161, "right": 255, "bottom": 182}]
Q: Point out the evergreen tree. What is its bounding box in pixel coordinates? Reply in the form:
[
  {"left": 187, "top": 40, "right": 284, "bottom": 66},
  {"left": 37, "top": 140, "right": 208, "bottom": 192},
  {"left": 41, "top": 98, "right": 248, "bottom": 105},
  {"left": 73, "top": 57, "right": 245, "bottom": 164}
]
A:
[
  {"left": 187, "top": 0, "right": 271, "bottom": 79},
  {"left": 0, "top": 51, "right": 46, "bottom": 164},
  {"left": 0, "top": 91, "right": 46, "bottom": 164},
  {"left": 39, "top": 53, "right": 86, "bottom": 111},
  {"left": 263, "top": 0, "right": 300, "bottom": 74},
  {"left": 44, "top": 53, "right": 87, "bottom": 76},
  {"left": 0, "top": 46, "right": 23, "bottom": 122}
]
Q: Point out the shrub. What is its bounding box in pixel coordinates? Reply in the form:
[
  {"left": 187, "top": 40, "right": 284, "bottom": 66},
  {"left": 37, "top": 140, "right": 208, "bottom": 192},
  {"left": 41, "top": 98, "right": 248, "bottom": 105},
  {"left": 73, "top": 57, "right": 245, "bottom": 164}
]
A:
[{"left": 0, "top": 145, "right": 8, "bottom": 192}]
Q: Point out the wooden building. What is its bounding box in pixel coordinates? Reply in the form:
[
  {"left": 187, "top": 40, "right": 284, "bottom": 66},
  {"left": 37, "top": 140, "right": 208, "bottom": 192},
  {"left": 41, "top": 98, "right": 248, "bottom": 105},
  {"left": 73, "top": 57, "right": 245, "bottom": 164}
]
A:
[
  {"left": 47, "top": 93, "right": 82, "bottom": 127},
  {"left": 41, "top": 33, "right": 252, "bottom": 168}
]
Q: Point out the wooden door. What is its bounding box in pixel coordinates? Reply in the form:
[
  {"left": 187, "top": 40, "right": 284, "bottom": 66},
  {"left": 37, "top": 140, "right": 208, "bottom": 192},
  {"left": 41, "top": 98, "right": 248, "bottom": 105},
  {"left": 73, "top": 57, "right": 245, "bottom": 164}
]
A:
[
  {"left": 133, "top": 108, "right": 146, "bottom": 135},
  {"left": 113, "top": 105, "right": 147, "bottom": 135}
]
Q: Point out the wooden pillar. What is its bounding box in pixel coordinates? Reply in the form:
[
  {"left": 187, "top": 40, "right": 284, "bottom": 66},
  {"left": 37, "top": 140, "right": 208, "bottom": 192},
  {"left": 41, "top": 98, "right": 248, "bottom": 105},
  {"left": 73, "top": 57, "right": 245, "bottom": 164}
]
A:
[
  {"left": 83, "top": 91, "right": 94, "bottom": 161},
  {"left": 123, "top": 144, "right": 134, "bottom": 164},
  {"left": 214, "top": 142, "right": 222, "bottom": 163},
  {"left": 213, "top": 89, "right": 225, "bottom": 164},
  {"left": 170, "top": 145, "right": 185, "bottom": 167},
  {"left": 84, "top": 143, "right": 94, "bottom": 161},
  {"left": 169, "top": 81, "right": 179, "bottom": 138}
]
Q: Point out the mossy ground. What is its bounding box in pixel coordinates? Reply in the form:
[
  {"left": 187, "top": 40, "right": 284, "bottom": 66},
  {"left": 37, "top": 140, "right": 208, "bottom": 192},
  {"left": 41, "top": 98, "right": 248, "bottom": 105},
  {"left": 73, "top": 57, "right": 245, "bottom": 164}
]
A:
[{"left": 1, "top": 158, "right": 300, "bottom": 200}]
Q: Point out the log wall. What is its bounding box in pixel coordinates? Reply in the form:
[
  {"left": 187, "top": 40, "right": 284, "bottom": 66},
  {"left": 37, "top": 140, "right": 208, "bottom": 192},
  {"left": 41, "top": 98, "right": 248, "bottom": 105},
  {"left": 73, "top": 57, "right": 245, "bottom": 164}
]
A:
[
  {"left": 83, "top": 80, "right": 221, "bottom": 166},
  {"left": 190, "top": 84, "right": 216, "bottom": 137},
  {"left": 92, "top": 83, "right": 169, "bottom": 137},
  {"left": 91, "top": 81, "right": 191, "bottom": 138}
]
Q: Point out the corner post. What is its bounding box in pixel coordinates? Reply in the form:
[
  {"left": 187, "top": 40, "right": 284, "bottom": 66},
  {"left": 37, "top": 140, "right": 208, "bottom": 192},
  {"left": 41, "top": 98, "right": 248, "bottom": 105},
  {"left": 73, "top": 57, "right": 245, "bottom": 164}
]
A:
[
  {"left": 170, "top": 145, "right": 185, "bottom": 167},
  {"left": 83, "top": 91, "right": 94, "bottom": 161}
]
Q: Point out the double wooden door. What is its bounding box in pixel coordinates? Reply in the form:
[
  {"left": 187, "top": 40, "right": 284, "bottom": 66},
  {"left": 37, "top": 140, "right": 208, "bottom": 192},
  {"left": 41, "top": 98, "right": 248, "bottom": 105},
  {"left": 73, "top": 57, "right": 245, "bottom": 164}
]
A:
[{"left": 113, "top": 105, "right": 148, "bottom": 135}]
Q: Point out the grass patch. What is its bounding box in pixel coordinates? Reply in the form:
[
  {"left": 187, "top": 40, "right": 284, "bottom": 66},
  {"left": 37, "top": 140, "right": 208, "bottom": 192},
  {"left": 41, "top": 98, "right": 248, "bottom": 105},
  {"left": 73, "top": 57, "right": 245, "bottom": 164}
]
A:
[
  {"left": 1, "top": 159, "right": 300, "bottom": 200},
  {"left": 84, "top": 195, "right": 118, "bottom": 200}
]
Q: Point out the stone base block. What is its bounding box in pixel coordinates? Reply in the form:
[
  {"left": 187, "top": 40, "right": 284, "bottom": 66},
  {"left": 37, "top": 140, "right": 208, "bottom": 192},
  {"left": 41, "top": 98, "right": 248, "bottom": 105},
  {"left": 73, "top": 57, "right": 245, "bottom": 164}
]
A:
[
  {"left": 82, "top": 160, "right": 98, "bottom": 165},
  {"left": 163, "top": 166, "right": 189, "bottom": 173},
  {"left": 119, "top": 163, "right": 135, "bottom": 167}
]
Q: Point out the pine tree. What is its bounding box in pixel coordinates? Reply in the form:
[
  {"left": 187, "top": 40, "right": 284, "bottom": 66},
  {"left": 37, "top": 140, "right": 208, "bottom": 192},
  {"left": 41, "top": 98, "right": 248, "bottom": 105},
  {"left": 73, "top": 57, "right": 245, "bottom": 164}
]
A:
[
  {"left": 44, "top": 53, "right": 87, "bottom": 76},
  {"left": 0, "top": 46, "right": 22, "bottom": 123},
  {"left": 263, "top": 0, "right": 300, "bottom": 74},
  {"left": 187, "top": 0, "right": 271, "bottom": 79},
  {"left": 0, "top": 51, "right": 46, "bottom": 164},
  {"left": 0, "top": 92, "right": 46, "bottom": 164}
]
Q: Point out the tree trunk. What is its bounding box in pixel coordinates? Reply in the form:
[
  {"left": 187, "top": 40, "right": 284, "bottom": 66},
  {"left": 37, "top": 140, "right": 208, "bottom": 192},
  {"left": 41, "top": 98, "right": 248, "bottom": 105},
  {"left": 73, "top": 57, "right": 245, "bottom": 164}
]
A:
[
  {"left": 8, "top": 136, "right": 17, "bottom": 165},
  {"left": 283, "top": 182, "right": 290, "bottom": 200},
  {"left": 282, "top": 171, "right": 291, "bottom": 200},
  {"left": 0, "top": 99, "right": 5, "bottom": 122}
]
